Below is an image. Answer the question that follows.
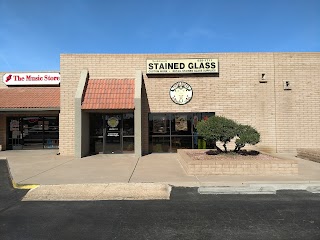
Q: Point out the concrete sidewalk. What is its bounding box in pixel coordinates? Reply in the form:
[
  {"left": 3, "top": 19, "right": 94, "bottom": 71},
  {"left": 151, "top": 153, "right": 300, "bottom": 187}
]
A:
[{"left": 1, "top": 149, "right": 320, "bottom": 187}]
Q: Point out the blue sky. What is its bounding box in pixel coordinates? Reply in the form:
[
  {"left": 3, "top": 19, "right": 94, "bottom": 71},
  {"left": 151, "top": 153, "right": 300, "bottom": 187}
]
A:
[{"left": 0, "top": 0, "right": 319, "bottom": 71}]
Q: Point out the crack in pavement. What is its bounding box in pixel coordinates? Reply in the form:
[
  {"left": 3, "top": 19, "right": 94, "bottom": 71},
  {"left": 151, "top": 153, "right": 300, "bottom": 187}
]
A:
[{"left": 15, "top": 159, "right": 75, "bottom": 184}]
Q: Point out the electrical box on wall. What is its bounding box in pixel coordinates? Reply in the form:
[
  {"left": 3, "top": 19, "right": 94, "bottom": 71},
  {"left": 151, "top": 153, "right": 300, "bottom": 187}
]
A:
[{"left": 283, "top": 80, "right": 292, "bottom": 90}]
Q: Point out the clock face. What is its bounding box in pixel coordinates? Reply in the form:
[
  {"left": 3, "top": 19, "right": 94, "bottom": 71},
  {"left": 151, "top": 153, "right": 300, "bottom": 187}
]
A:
[{"left": 169, "top": 81, "right": 193, "bottom": 105}]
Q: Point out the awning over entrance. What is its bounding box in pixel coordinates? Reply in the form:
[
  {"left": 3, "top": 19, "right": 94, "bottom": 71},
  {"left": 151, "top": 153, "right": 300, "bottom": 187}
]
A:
[
  {"left": 0, "top": 87, "right": 60, "bottom": 110},
  {"left": 81, "top": 79, "right": 135, "bottom": 109}
]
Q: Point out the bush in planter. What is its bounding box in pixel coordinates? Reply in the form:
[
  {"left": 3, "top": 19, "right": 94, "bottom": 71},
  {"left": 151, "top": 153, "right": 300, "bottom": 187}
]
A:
[
  {"left": 234, "top": 124, "right": 260, "bottom": 152},
  {"left": 196, "top": 116, "right": 238, "bottom": 152},
  {"left": 196, "top": 116, "right": 260, "bottom": 153}
]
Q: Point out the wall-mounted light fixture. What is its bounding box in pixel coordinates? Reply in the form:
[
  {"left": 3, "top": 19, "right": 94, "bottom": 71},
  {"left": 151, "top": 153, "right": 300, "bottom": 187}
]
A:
[
  {"left": 283, "top": 80, "right": 292, "bottom": 90},
  {"left": 259, "top": 73, "right": 267, "bottom": 83}
]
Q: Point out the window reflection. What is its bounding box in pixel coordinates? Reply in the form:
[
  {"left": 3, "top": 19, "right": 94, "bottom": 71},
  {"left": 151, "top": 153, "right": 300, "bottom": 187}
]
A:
[
  {"left": 149, "top": 112, "right": 215, "bottom": 153},
  {"left": 123, "top": 113, "right": 134, "bottom": 136},
  {"left": 152, "top": 114, "right": 169, "bottom": 134},
  {"left": 123, "top": 137, "right": 134, "bottom": 152},
  {"left": 151, "top": 137, "right": 170, "bottom": 153},
  {"left": 90, "top": 114, "right": 103, "bottom": 136},
  {"left": 43, "top": 117, "right": 59, "bottom": 149},
  {"left": 7, "top": 116, "right": 59, "bottom": 150}
]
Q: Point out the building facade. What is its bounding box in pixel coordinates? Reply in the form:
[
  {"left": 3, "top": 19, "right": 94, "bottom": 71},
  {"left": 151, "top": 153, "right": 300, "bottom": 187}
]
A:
[{"left": 1, "top": 53, "right": 319, "bottom": 157}]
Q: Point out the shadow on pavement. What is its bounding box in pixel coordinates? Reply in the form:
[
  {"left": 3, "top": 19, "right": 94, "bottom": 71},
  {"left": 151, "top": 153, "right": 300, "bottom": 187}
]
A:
[{"left": 0, "top": 160, "right": 28, "bottom": 211}]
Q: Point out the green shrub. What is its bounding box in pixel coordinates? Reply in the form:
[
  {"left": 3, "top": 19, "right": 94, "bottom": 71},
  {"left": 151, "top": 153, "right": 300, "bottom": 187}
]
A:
[
  {"left": 234, "top": 125, "right": 260, "bottom": 152},
  {"left": 196, "top": 116, "right": 260, "bottom": 153},
  {"left": 196, "top": 116, "right": 238, "bottom": 152}
]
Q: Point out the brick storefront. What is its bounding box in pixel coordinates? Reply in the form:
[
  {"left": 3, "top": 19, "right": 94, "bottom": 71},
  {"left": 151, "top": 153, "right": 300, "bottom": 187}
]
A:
[{"left": 1, "top": 52, "right": 319, "bottom": 157}]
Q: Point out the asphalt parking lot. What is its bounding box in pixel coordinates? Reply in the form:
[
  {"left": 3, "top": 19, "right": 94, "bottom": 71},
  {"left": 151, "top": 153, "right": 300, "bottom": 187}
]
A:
[{"left": 1, "top": 187, "right": 320, "bottom": 239}]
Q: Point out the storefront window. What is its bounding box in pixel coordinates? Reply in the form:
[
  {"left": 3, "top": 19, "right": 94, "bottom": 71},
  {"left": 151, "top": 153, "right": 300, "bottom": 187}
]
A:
[
  {"left": 150, "top": 114, "right": 170, "bottom": 134},
  {"left": 151, "top": 136, "right": 170, "bottom": 153},
  {"left": 8, "top": 118, "right": 23, "bottom": 150},
  {"left": 91, "top": 138, "right": 103, "bottom": 153},
  {"left": 171, "top": 114, "right": 192, "bottom": 135},
  {"left": 149, "top": 112, "right": 215, "bottom": 153},
  {"left": 43, "top": 117, "right": 59, "bottom": 149},
  {"left": 90, "top": 114, "right": 103, "bottom": 136},
  {"left": 22, "top": 117, "right": 43, "bottom": 149},
  {"left": 89, "top": 114, "right": 104, "bottom": 154},
  {"left": 7, "top": 116, "right": 59, "bottom": 150},
  {"left": 171, "top": 136, "right": 193, "bottom": 152},
  {"left": 122, "top": 113, "right": 134, "bottom": 153},
  {"left": 192, "top": 112, "right": 215, "bottom": 149},
  {"left": 123, "top": 137, "right": 134, "bottom": 152},
  {"left": 123, "top": 113, "right": 134, "bottom": 136}
]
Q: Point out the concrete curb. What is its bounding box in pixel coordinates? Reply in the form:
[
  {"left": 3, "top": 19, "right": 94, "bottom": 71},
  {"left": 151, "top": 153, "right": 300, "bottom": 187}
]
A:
[
  {"left": 194, "top": 181, "right": 320, "bottom": 187},
  {"left": 198, "top": 186, "right": 276, "bottom": 195},
  {"left": 250, "top": 183, "right": 320, "bottom": 190},
  {"left": 198, "top": 183, "right": 320, "bottom": 195},
  {"left": 11, "top": 181, "right": 40, "bottom": 190},
  {"left": 22, "top": 183, "right": 172, "bottom": 201},
  {"left": 306, "top": 186, "right": 320, "bottom": 193}
]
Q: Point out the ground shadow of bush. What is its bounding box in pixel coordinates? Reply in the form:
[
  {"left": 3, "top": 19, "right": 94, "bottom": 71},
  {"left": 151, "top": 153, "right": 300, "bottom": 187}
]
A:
[
  {"left": 205, "top": 149, "right": 260, "bottom": 156},
  {"left": 237, "top": 150, "right": 260, "bottom": 156}
]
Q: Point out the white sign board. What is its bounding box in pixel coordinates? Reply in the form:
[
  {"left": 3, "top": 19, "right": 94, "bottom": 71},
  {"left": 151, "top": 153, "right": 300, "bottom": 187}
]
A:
[
  {"left": 3, "top": 73, "right": 60, "bottom": 86},
  {"left": 147, "top": 58, "right": 218, "bottom": 74}
]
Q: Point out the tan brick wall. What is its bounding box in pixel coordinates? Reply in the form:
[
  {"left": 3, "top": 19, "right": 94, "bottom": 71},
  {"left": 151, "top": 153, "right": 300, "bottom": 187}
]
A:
[
  {"left": 60, "top": 53, "right": 320, "bottom": 156},
  {"left": 60, "top": 54, "right": 148, "bottom": 155},
  {"left": 142, "top": 53, "right": 277, "bottom": 153},
  {"left": 185, "top": 161, "right": 298, "bottom": 175},
  {"left": 274, "top": 53, "right": 320, "bottom": 152}
]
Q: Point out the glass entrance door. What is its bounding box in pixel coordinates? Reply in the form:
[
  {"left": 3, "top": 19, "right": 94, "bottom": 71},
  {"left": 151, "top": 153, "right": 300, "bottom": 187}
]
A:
[
  {"left": 89, "top": 113, "right": 134, "bottom": 154},
  {"left": 104, "top": 114, "right": 122, "bottom": 153}
]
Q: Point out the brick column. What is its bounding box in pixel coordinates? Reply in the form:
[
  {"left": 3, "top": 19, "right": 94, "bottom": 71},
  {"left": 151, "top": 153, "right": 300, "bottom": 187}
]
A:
[
  {"left": 74, "top": 70, "right": 89, "bottom": 158},
  {"left": 134, "top": 70, "right": 142, "bottom": 157}
]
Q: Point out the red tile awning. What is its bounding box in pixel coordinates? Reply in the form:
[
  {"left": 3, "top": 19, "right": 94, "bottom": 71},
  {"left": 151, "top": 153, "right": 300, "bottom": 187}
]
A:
[
  {"left": 0, "top": 87, "right": 60, "bottom": 109},
  {"left": 81, "top": 79, "right": 135, "bottom": 109}
]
